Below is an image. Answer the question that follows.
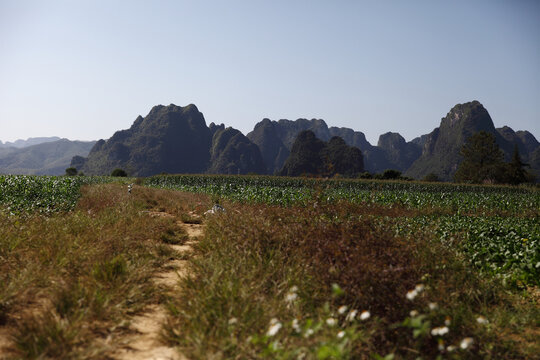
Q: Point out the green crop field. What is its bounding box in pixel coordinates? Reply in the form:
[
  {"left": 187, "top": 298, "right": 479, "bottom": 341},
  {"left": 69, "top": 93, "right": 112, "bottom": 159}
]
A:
[
  {"left": 0, "top": 175, "right": 130, "bottom": 214},
  {"left": 1, "top": 174, "right": 538, "bottom": 359},
  {"left": 144, "top": 174, "right": 539, "bottom": 213},
  {"left": 146, "top": 174, "right": 540, "bottom": 287}
]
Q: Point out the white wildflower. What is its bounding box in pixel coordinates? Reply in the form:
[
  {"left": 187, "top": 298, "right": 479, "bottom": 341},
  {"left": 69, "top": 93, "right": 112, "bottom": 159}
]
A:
[
  {"left": 267, "top": 318, "right": 282, "bottom": 337},
  {"left": 359, "top": 311, "right": 371, "bottom": 321},
  {"left": 346, "top": 309, "right": 358, "bottom": 322},
  {"left": 326, "top": 317, "right": 337, "bottom": 327},
  {"left": 415, "top": 284, "right": 425, "bottom": 293},
  {"left": 460, "top": 337, "right": 474, "bottom": 349},
  {"left": 476, "top": 316, "right": 489, "bottom": 324},
  {"left": 428, "top": 302, "right": 438, "bottom": 311},
  {"left": 337, "top": 331, "right": 346, "bottom": 339},
  {"left": 292, "top": 318, "right": 301, "bottom": 333},
  {"left": 444, "top": 317, "right": 451, "bottom": 326},
  {"left": 285, "top": 286, "right": 299, "bottom": 303},
  {"left": 304, "top": 328, "right": 314, "bottom": 338},
  {"left": 406, "top": 289, "right": 418, "bottom": 301},
  {"left": 409, "top": 310, "right": 419, "bottom": 317},
  {"left": 447, "top": 345, "right": 457, "bottom": 352},
  {"left": 228, "top": 317, "right": 238, "bottom": 325},
  {"left": 431, "top": 326, "right": 449, "bottom": 336},
  {"left": 285, "top": 292, "right": 298, "bottom": 303},
  {"left": 338, "top": 305, "right": 348, "bottom": 314}
]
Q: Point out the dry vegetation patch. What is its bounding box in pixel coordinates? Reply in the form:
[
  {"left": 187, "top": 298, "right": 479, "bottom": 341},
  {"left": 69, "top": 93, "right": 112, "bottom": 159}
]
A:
[
  {"left": 163, "top": 199, "right": 539, "bottom": 359},
  {"left": 0, "top": 184, "right": 209, "bottom": 359}
]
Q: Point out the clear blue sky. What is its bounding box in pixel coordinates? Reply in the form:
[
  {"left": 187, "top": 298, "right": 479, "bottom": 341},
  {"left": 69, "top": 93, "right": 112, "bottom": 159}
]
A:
[{"left": 1, "top": 0, "right": 539, "bottom": 144}]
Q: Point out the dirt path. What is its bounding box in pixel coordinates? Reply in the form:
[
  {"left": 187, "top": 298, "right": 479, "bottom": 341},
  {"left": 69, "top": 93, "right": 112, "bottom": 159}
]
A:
[{"left": 110, "top": 212, "right": 203, "bottom": 360}]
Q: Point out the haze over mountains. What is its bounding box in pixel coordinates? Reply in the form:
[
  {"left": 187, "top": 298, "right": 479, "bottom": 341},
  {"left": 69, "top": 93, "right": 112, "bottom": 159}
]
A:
[
  {"left": 0, "top": 137, "right": 61, "bottom": 149},
  {"left": 2, "top": 101, "right": 538, "bottom": 180},
  {"left": 0, "top": 139, "right": 96, "bottom": 175}
]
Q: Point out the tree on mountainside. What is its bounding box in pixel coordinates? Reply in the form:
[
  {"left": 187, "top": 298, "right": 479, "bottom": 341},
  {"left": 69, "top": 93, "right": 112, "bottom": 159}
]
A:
[
  {"left": 504, "top": 144, "right": 529, "bottom": 185},
  {"left": 454, "top": 131, "right": 505, "bottom": 184},
  {"left": 279, "top": 131, "right": 364, "bottom": 177},
  {"left": 422, "top": 173, "right": 440, "bottom": 182},
  {"left": 111, "top": 168, "right": 128, "bottom": 177},
  {"left": 321, "top": 136, "right": 364, "bottom": 177},
  {"left": 65, "top": 167, "right": 78, "bottom": 176},
  {"left": 280, "top": 131, "right": 326, "bottom": 176}
]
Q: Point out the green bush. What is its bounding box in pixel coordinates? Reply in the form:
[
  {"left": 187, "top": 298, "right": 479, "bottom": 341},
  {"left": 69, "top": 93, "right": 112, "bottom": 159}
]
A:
[{"left": 111, "top": 168, "right": 128, "bottom": 177}]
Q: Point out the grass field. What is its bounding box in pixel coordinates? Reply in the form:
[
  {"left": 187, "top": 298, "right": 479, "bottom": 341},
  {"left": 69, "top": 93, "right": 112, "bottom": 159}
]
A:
[{"left": 1, "top": 175, "right": 538, "bottom": 359}]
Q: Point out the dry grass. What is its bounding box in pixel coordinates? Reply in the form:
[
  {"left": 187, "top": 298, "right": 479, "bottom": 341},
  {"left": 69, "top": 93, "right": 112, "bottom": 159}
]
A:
[
  {"left": 0, "top": 184, "right": 209, "bottom": 359},
  {"left": 1, "top": 183, "right": 537, "bottom": 359},
  {"left": 163, "top": 199, "right": 539, "bottom": 359}
]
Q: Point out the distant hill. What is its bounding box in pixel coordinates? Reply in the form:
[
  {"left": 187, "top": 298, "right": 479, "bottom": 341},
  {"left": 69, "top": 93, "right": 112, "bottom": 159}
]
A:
[
  {"left": 279, "top": 130, "right": 364, "bottom": 177},
  {"left": 74, "top": 104, "right": 267, "bottom": 176},
  {"left": 207, "top": 124, "right": 267, "bottom": 174},
  {"left": 0, "top": 139, "right": 96, "bottom": 175},
  {"left": 405, "top": 101, "right": 539, "bottom": 181},
  {"left": 0, "top": 100, "right": 517, "bottom": 179},
  {"left": 0, "top": 137, "right": 61, "bottom": 149},
  {"left": 247, "top": 118, "right": 418, "bottom": 174}
]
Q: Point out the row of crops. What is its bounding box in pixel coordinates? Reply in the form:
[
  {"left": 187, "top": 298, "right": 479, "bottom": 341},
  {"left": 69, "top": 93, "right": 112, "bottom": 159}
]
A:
[
  {"left": 144, "top": 174, "right": 539, "bottom": 213},
  {"left": 0, "top": 175, "right": 117, "bottom": 214},
  {"left": 437, "top": 215, "right": 539, "bottom": 286},
  {"left": 394, "top": 215, "right": 539, "bottom": 286}
]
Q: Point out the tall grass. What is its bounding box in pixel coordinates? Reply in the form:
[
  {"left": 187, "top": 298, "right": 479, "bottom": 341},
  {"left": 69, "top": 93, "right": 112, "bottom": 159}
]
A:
[
  {"left": 163, "top": 200, "right": 539, "bottom": 359},
  {"left": 0, "top": 184, "right": 209, "bottom": 359}
]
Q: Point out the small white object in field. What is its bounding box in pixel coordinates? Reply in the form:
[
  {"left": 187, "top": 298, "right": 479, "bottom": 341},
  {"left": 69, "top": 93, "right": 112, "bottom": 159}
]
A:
[{"left": 204, "top": 204, "right": 226, "bottom": 215}]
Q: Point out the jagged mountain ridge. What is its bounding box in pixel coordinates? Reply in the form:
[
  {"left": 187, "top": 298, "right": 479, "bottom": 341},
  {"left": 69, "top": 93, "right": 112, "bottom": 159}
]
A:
[
  {"left": 70, "top": 101, "right": 538, "bottom": 180},
  {"left": 247, "top": 118, "right": 418, "bottom": 174},
  {"left": 249, "top": 101, "right": 538, "bottom": 180},
  {"left": 75, "top": 104, "right": 267, "bottom": 176},
  {"left": 405, "top": 101, "right": 539, "bottom": 181}
]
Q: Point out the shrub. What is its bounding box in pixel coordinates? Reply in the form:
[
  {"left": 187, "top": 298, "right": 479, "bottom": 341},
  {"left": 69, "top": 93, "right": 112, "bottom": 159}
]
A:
[
  {"left": 382, "top": 169, "right": 402, "bottom": 180},
  {"left": 65, "top": 167, "right": 78, "bottom": 176},
  {"left": 111, "top": 168, "right": 128, "bottom": 177},
  {"left": 422, "top": 173, "right": 439, "bottom": 182}
]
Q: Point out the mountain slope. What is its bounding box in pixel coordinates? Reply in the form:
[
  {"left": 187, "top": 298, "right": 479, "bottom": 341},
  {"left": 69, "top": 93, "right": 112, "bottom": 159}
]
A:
[
  {"left": 208, "top": 126, "right": 267, "bottom": 174},
  {"left": 377, "top": 132, "right": 422, "bottom": 171},
  {"left": 247, "top": 118, "right": 417, "bottom": 174},
  {"left": 77, "top": 104, "right": 213, "bottom": 176},
  {"left": 75, "top": 104, "right": 266, "bottom": 176},
  {"left": 0, "top": 139, "right": 95, "bottom": 175},
  {"left": 404, "top": 100, "right": 540, "bottom": 181},
  {"left": 279, "top": 130, "right": 364, "bottom": 177}
]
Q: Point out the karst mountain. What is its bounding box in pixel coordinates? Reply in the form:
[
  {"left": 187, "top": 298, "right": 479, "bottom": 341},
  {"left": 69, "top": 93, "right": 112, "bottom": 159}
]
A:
[{"left": 68, "top": 101, "right": 539, "bottom": 180}]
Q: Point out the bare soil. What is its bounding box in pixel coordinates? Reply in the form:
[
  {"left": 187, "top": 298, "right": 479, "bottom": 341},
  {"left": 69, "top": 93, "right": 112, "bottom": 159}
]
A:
[{"left": 108, "top": 211, "right": 203, "bottom": 360}]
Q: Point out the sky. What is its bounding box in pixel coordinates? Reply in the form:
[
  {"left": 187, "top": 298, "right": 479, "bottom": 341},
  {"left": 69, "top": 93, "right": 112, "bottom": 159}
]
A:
[{"left": 1, "top": 0, "right": 539, "bottom": 145}]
